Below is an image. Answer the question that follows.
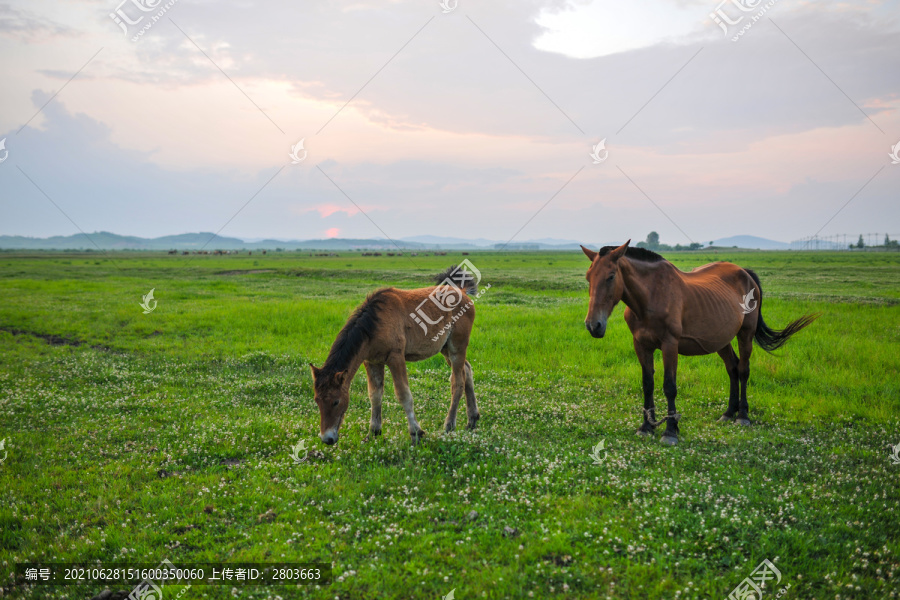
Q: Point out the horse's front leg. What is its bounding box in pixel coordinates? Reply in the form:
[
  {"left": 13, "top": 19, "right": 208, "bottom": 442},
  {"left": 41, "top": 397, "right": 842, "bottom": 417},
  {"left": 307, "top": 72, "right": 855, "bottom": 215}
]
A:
[
  {"left": 364, "top": 361, "right": 385, "bottom": 436},
  {"left": 633, "top": 341, "right": 656, "bottom": 437},
  {"left": 387, "top": 356, "right": 424, "bottom": 443},
  {"left": 660, "top": 340, "right": 680, "bottom": 446}
]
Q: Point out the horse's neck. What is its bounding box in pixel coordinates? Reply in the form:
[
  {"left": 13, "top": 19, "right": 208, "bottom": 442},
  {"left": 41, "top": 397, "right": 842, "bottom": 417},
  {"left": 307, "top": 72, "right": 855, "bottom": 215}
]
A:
[
  {"left": 324, "top": 340, "right": 368, "bottom": 385},
  {"left": 619, "top": 258, "right": 660, "bottom": 318}
]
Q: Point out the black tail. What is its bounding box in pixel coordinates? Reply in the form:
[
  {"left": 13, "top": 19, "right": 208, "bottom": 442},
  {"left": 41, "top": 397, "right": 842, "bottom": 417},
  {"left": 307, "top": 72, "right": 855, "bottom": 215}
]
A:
[
  {"left": 746, "top": 269, "right": 819, "bottom": 352},
  {"left": 435, "top": 265, "right": 478, "bottom": 295}
]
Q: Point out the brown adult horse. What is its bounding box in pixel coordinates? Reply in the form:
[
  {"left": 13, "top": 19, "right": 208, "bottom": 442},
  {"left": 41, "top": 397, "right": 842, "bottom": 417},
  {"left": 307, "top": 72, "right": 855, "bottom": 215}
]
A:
[
  {"left": 310, "top": 267, "right": 480, "bottom": 445},
  {"left": 581, "top": 241, "right": 817, "bottom": 445}
]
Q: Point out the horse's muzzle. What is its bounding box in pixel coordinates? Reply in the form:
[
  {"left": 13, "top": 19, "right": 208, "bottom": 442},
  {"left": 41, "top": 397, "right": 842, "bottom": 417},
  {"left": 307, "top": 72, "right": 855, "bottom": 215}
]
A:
[
  {"left": 585, "top": 320, "right": 607, "bottom": 339},
  {"left": 320, "top": 431, "right": 338, "bottom": 445}
]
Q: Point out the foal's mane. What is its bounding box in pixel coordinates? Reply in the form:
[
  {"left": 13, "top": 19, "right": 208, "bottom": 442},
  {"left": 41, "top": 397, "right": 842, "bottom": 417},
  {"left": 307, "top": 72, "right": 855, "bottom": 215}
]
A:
[
  {"left": 598, "top": 246, "right": 665, "bottom": 263},
  {"left": 320, "top": 289, "right": 390, "bottom": 377}
]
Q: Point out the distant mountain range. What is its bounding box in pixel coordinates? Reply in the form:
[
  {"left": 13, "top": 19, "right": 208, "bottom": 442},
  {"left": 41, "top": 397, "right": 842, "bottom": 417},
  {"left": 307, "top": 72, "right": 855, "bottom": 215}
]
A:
[
  {"left": 710, "top": 235, "right": 789, "bottom": 250},
  {"left": 0, "top": 232, "right": 791, "bottom": 250}
]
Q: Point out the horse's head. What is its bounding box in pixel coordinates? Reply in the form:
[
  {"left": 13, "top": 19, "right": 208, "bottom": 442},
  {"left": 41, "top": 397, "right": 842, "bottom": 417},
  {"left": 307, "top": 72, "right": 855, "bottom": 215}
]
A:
[
  {"left": 309, "top": 364, "right": 350, "bottom": 445},
  {"left": 581, "top": 240, "right": 630, "bottom": 338}
]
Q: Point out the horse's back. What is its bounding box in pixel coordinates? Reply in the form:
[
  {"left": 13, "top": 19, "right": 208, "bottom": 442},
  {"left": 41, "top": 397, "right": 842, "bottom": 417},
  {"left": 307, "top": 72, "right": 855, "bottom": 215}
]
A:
[{"left": 676, "top": 262, "right": 755, "bottom": 354}]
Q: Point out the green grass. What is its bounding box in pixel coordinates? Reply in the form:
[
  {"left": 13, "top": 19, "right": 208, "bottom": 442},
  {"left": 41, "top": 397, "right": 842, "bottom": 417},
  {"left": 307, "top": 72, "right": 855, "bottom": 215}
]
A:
[{"left": 0, "top": 250, "right": 898, "bottom": 599}]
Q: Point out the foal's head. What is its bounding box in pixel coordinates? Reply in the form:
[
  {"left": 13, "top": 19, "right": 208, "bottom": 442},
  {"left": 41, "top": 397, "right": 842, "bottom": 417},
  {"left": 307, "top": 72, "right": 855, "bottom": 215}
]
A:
[
  {"left": 581, "top": 240, "right": 630, "bottom": 338},
  {"left": 309, "top": 365, "right": 350, "bottom": 445}
]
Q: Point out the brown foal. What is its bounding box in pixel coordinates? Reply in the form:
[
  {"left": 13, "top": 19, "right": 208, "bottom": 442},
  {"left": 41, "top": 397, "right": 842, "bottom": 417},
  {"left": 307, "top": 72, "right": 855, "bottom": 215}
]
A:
[{"left": 311, "top": 270, "right": 479, "bottom": 445}]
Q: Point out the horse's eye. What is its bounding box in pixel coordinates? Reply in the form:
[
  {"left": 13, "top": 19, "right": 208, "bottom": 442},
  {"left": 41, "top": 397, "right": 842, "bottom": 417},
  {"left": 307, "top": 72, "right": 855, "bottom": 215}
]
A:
[
  {"left": 332, "top": 400, "right": 339, "bottom": 407},
  {"left": 607, "top": 273, "right": 616, "bottom": 281}
]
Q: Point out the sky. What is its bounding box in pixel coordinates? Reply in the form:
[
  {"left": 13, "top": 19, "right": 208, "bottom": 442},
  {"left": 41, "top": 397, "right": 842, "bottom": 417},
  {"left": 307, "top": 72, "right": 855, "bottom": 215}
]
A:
[{"left": 0, "top": 0, "right": 898, "bottom": 246}]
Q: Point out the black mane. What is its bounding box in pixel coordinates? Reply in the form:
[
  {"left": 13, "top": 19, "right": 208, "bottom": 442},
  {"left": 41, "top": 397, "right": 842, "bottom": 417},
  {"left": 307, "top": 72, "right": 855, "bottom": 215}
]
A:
[
  {"left": 597, "top": 246, "right": 665, "bottom": 263},
  {"left": 320, "top": 289, "right": 389, "bottom": 377}
]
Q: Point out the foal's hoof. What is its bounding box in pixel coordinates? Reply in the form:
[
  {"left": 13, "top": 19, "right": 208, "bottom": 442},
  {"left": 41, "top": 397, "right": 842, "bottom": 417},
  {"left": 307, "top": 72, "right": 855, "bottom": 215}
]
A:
[
  {"left": 636, "top": 429, "right": 653, "bottom": 438},
  {"left": 410, "top": 429, "right": 426, "bottom": 444},
  {"left": 443, "top": 420, "right": 456, "bottom": 433},
  {"left": 660, "top": 435, "right": 679, "bottom": 446},
  {"left": 466, "top": 415, "right": 479, "bottom": 430},
  {"left": 717, "top": 415, "right": 733, "bottom": 423},
  {"left": 735, "top": 418, "right": 751, "bottom": 426}
]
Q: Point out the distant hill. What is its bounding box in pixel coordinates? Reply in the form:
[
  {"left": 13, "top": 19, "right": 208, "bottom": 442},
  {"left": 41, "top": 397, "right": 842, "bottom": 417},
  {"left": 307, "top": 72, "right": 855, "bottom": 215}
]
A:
[
  {"left": 0, "top": 232, "right": 791, "bottom": 251},
  {"left": 0, "top": 232, "right": 594, "bottom": 251},
  {"left": 0, "top": 232, "right": 429, "bottom": 251},
  {"left": 711, "top": 235, "right": 788, "bottom": 250}
]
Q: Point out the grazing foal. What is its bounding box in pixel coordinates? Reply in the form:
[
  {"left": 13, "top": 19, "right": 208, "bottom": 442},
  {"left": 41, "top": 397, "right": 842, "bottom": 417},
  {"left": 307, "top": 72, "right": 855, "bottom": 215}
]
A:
[
  {"left": 582, "top": 241, "right": 817, "bottom": 445},
  {"left": 311, "top": 269, "right": 479, "bottom": 445}
]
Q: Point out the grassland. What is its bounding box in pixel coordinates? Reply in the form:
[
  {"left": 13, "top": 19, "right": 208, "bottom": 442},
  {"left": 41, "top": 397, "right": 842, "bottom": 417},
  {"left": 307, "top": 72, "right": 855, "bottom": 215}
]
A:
[{"left": 0, "top": 249, "right": 898, "bottom": 600}]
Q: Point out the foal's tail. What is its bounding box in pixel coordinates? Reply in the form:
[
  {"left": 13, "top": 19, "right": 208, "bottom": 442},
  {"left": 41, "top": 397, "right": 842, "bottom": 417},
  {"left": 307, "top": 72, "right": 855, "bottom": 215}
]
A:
[
  {"left": 746, "top": 269, "right": 819, "bottom": 352},
  {"left": 435, "top": 265, "right": 478, "bottom": 295}
]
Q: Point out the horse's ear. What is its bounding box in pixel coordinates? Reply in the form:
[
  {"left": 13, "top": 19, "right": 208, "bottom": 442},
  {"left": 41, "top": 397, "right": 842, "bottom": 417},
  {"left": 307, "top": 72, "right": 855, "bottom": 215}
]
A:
[
  {"left": 580, "top": 245, "right": 598, "bottom": 261},
  {"left": 309, "top": 364, "right": 321, "bottom": 379},
  {"left": 610, "top": 240, "right": 631, "bottom": 261},
  {"left": 333, "top": 370, "right": 347, "bottom": 386}
]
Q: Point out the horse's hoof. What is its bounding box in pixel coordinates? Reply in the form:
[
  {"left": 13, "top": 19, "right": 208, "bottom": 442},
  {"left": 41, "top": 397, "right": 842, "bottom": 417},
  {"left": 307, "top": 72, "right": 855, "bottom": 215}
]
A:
[
  {"left": 370, "top": 428, "right": 382, "bottom": 437},
  {"left": 636, "top": 429, "right": 653, "bottom": 438},
  {"left": 411, "top": 430, "right": 426, "bottom": 443},
  {"left": 466, "top": 417, "right": 479, "bottom": 430},
  {"left": 443, "top": 421, "right": 456, "bottom": 433},
  {"left": 735, "top": 418, "right": 751, "bottom": 426},
  {"left": 660, "top": 435, "right": 679, "bottom": 446},
  {"left": 717, "top": 415, "right": 733, "bottom": 423}
]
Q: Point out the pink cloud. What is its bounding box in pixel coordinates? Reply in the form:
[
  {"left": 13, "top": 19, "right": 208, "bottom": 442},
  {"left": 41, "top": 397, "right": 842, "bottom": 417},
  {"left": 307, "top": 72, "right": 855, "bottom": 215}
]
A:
[
  {"left": 313, "top": 204, "right": 360, "bottom": 218},
  {"left": 325, "top": 227, "right": 340, "bottom": 238}
]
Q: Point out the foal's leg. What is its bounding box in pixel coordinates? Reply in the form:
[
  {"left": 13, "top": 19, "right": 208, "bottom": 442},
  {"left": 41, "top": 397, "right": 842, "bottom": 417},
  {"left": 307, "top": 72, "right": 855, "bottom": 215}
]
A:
[
  {"left": 463, "top": 359, "right": 480, "bottom": 430},
  {"left": 660, "top": 340, "right": 680, "bottom": 446},
  {"left": 387, "top": 356, "right": 425, "bottom": 443},
  {"left": 736, "top": 330, "right": 754, "bottom": 426},
  {"left": 716, "top": 345, "right": 740, "bottom": 422},
  {"left": 364, "top": 361, "right": 385, "bottom": 436},
  {"left": 440, "top": 347, "right": 468, "bottom": 433},
  {"left": 441, "top": 353, "right": 479, "bottom": 429},
  {"left": 634, "top": 341, "right": 657, "bottom": 437}
]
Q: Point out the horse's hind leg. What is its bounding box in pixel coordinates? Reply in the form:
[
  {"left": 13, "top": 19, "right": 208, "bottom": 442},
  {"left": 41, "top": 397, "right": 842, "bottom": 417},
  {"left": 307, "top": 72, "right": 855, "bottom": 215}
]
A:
[
  {"left": 463, "top": 360, "right": 479, "bottom": 430},
  {"left": 440, "top": 347, "right": 467, "bottom": 433},
  {"left": 736, "top": 329, "right": 753, "bottom": 426},
  {"left": 716, "top": 346, "right": 739, "bottom": 422},
  {"left": 364, "top": 361, "right": 385, "bottom": 436},
  {"left": 387, "top": 356, "right": 425, "bottom": 443},
  {"left": 634, "top": 341, "right": 657, "bottom": 437}
]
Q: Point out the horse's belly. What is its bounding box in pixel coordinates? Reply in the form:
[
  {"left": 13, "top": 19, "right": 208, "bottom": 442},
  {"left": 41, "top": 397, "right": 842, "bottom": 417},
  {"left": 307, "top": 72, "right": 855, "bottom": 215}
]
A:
[
  {"left": 678, "top": 332, "right": 735, "bottom": 356},
  {"left": 678, "top": 338, "right": 711, "bottom": 356}
]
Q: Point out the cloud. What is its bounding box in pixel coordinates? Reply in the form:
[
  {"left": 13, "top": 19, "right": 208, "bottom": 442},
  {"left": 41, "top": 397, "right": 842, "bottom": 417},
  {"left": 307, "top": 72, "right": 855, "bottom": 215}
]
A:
[{"left": 1, "top": 0, "right": 898, "bottom": 244}]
